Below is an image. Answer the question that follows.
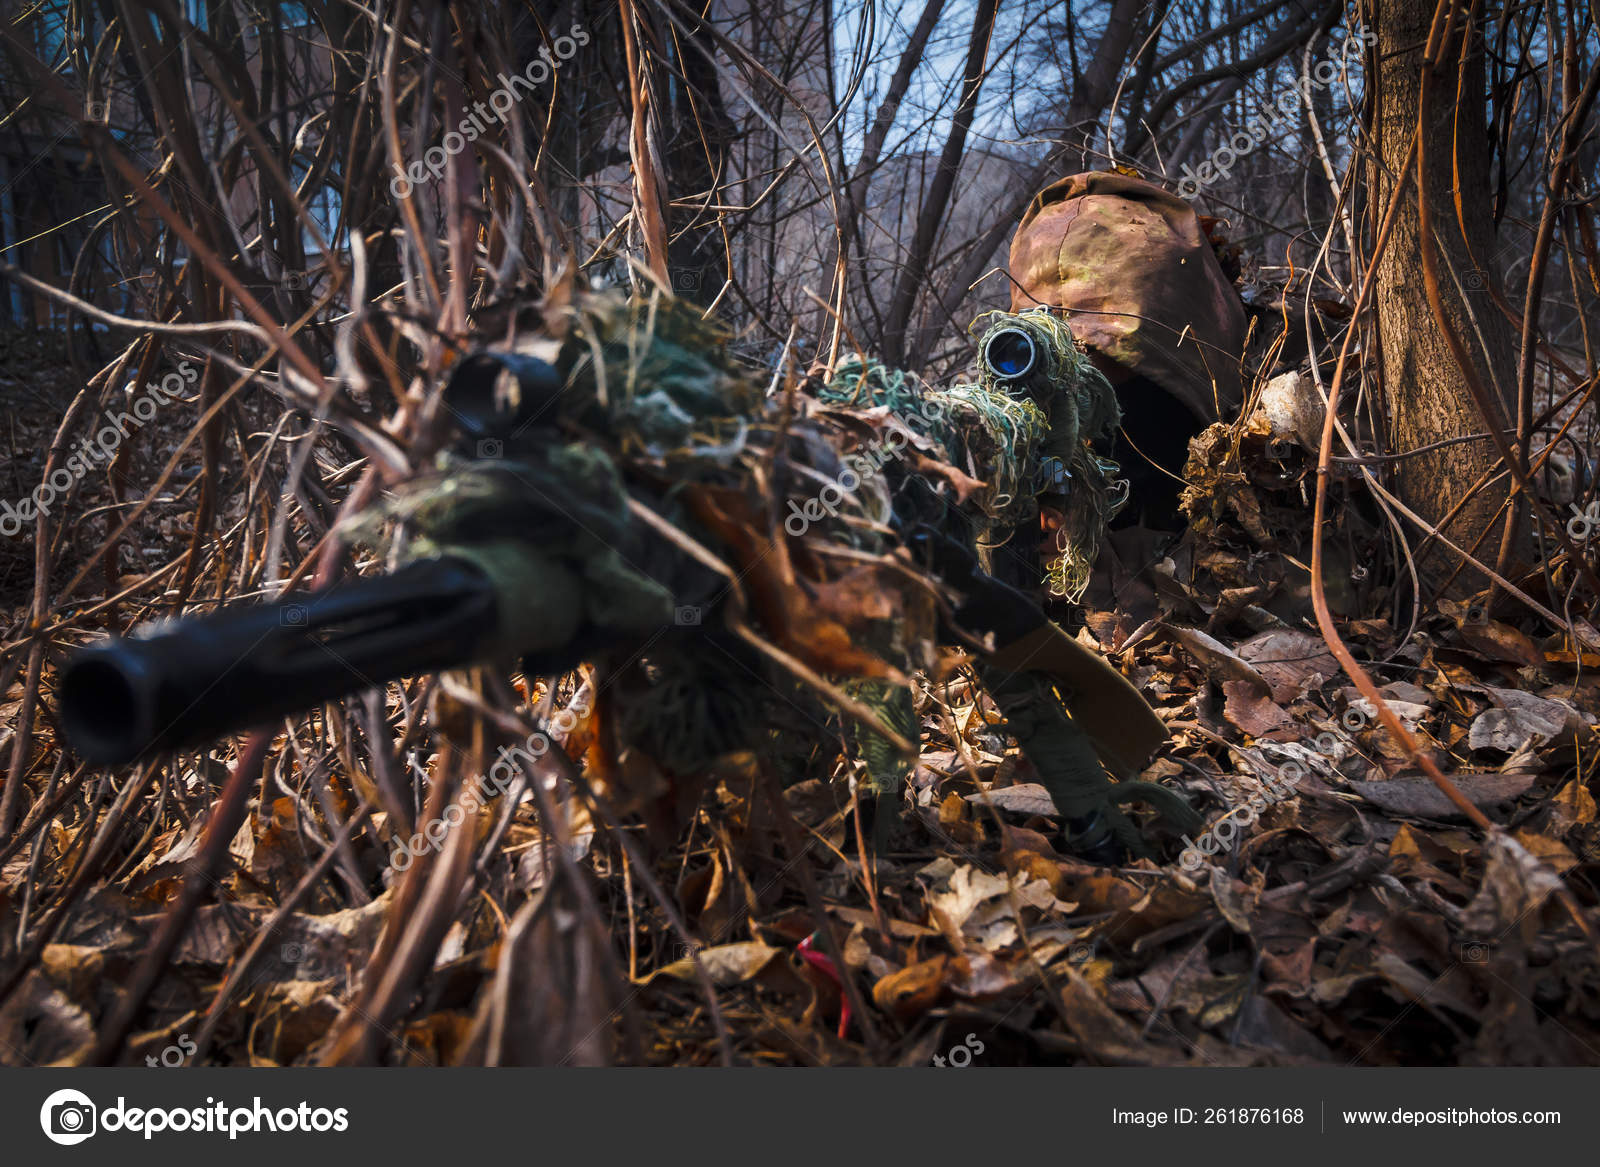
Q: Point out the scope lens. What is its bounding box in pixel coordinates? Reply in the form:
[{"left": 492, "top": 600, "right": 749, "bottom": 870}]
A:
[{"left": 983, "top": 328, "right": 1036, "bottom": 379}]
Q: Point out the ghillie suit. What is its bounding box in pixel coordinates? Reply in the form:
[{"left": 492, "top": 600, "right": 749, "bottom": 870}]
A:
[
  {"left": 330, "top": 291, "right": 944, "bottom": 837},
  {"left": 812, "top": 308, "right": 1199, "bottom": 857}
]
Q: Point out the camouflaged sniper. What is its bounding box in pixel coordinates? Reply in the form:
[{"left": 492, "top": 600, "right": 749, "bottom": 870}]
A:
[
  {"left": 813, "top": 305, "right": 1196, "bottom": 855},
  {"left": 61, "top": 288, "right": 1200, "bottom": 861}
]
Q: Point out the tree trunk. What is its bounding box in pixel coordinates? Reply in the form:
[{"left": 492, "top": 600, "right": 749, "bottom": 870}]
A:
[{"left": 1369, "top": 0, "right": 1521, "bottom": 595}]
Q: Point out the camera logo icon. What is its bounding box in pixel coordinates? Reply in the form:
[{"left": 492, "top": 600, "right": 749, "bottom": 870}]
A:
[
  {"left": 282, "top": 271, "right": 308, "bottom": 291},
  {"left": 280, "top": 603, "right": 308, "bottom": 627},
  {"left": 476, "top": 438, "right": 504, "bottom": 459},
  {"left": 40, "top": 1088, "right": 97, "bottom": 1145},
  {"left": 281, "top": 941, "right": 306, "bottom": 963},
  {"left": 674, "top": 605, "right": 701, "bottom": 626},
  {"left": 1460, "top": 941, "right": 1490, "bottom": 963},
  {"left": 670, "top": 269, "right": 702, "bottom": 294}
]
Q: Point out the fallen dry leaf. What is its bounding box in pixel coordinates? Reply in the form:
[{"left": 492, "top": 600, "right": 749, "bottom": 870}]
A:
[{"left": 1344, "top": 772, "right": 1539, "bottom": 818}]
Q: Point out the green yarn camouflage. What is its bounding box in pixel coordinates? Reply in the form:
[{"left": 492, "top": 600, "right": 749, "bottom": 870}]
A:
[
  {"left": 559, "top": 291, "right": 761, "bottom": 462},
  {"left": 816, "top": 310, "right": 1161, "bottom": 841},
  {"left": 819, "top": 309, "right": 1128, "bottom": 603}
]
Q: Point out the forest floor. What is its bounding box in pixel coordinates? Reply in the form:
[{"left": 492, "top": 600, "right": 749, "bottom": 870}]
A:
[{"left": 3, "top": 334, "right": 1599, "bottom": 1067}]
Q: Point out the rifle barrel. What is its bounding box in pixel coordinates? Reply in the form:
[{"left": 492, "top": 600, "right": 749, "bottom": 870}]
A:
[{"left": 60, "top": 556, "right": 499, "bottom": 765}]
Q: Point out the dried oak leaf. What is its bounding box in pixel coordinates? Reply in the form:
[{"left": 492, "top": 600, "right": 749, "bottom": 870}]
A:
[
  {"left": 1222, "top": 679, "right": 1293, "bottom": 737},
  {"left": 1165, "top": 625, "right": 1270, "bottom": 692},
  {"left": 1467, "top": 687, "right": 1577, "bottom": 752},
  {"left": 1344, "top": 772, "right": 1537, "bottom": 819},
  {"left": 1235, "top": 629, "right": 1339, "bottom": 702},
  {"left": 650, "top": 940, "right": 781, "bottom": 987},
  {"left": 965, "top": 782, "right": 1057, "bottom": 817},
  {"left": 1456, "top": 615, "right": 1544, "bottom": 669}
]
